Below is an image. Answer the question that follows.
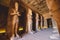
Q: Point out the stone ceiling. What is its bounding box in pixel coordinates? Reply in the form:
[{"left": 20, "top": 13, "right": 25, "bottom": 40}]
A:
[
  {"left": 0, "top": 0, "right": 49, "bottom": 14},
  {"left": 22, "top": 0, "right": 49, "bottom": 14}
]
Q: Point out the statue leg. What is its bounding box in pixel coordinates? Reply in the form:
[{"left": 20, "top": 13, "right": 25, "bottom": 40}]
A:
[
  {"left": 15, "top": 18, "right": 19, "bottom": 37},
  {"left": 10, "top": 17, "right": 16, "bottom": 40}
]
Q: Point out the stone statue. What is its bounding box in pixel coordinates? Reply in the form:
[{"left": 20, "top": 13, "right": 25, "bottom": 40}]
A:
[{"left": 10, "top": 2, "right": 20, "bottom": 40}]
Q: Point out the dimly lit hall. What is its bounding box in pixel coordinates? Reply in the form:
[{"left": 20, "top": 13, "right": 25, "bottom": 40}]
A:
[{"left": 0, "top": 0, "right": 60, "bottom": 40}]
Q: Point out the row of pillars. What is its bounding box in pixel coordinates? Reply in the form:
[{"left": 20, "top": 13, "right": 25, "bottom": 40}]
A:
[
  {"left": 7, "top": 2, "right": 44, "bottom": 38},
  {"left": 26, "top": 8, "right": 45, "bottom": 33},
  {"left": 6, "top": 0, "right": 60, "bottom": 40}
]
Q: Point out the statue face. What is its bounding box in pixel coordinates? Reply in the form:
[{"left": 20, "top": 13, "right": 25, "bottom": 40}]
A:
[{"left": 15, "top": 2, "right": 18, "bottom": 11}]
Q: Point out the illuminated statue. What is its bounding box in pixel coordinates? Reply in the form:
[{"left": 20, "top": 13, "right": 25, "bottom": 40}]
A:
[{"left": 10, "top": 2, "right": 20, "bottom": 40}]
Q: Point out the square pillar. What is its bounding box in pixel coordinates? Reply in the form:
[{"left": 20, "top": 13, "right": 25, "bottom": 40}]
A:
[
  {"left": 41, "top": 16, "right": 43, "bottom": 29},
  {"left": 27, "top": 8, "right": 33, "bottom": 34},
  {"left": 36, "top": 13, "right": 40, "bottom": 31},
  {"left": 44, "top": 19, "right": 48, "bottom": 29}
]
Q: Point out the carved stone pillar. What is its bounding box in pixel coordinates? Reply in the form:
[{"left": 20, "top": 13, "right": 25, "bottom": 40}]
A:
[
  {"left": 52, "top": 18, "right": 58, "bottom": 33},
  {"left": 44, "top": 19, "right": 47, "bottom": 29},
  {"left": 46, "top": 0, "right": 60, "bottom": 34},
  {"left": 41, "top": 16, "right": 43, "bottom": 29},
  {"left": 27, "top": 8, "right": 32, "bottom": 33},
  {"left": 7, "top": 0, "right": 20, "bottom": 38},
  {"left": 36, "top": 13, "right": 39, "bottom": 31}
]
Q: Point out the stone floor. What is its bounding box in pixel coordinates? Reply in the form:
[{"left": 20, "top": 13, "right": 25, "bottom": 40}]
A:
[{"left": 14, "top": 28, "right": 60, "bottom": 40}]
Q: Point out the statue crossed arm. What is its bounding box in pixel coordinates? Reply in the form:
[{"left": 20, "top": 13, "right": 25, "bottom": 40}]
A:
[{"left": 10, "top": 9, "right": 20, "bottom": 16}]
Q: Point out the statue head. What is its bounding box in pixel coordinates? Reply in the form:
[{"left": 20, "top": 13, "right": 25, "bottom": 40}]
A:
[{"left": 15, "top": 2, "right": 19, "bottom": 11}]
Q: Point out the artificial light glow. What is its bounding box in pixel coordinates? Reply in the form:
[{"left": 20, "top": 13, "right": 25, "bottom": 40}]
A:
[
  {"left": 19, "top": 27, "right": 23, "bottom": 31},
  {"left": 0, "top": 29, "right": 6, "bottom": 33}
]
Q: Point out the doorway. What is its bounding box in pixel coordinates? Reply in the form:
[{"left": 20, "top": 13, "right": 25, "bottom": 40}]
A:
[
  {"left": 0, "top": 5, "right": 8, "bottom": 28},
  {"left": 18, "top": 5, "right": 27, "bottom": 35},
  {"left": 47, "top": 18, "right": 53, "bottom": 28},
  {"left": 32, "top": 12, "right": 36, "bottom": 31},
  {"left": 38, "top": 15, "right": 41, "bottom": 29},
  {"left": 0, "top": 5, "right": 9, "bottom": 40}
]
